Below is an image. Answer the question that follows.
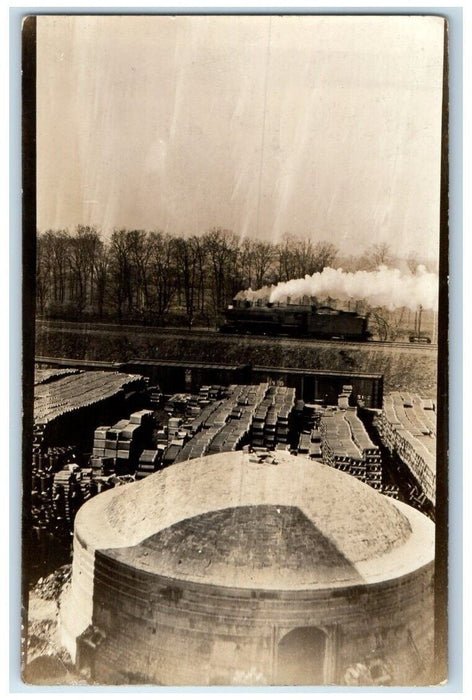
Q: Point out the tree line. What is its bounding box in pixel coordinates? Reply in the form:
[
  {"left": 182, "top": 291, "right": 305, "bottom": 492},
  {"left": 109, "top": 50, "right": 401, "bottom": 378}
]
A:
[
  {"left": 36, "top": 225, "right": 433, "bottom": 334},
  {"left": 36, "top": 226, "right": 340, "bottom": 326}
]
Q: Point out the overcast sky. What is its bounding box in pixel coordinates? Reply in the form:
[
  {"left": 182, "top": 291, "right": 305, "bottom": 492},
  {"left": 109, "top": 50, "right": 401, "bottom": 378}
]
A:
[{"left": 37, "top": 15, "right": 445, "bottom": 257}]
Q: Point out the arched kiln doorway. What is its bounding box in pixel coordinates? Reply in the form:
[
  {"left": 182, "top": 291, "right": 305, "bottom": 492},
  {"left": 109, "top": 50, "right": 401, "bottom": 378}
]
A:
[{"left": 276, "top": 626, "right": 327, "bottom": 686}]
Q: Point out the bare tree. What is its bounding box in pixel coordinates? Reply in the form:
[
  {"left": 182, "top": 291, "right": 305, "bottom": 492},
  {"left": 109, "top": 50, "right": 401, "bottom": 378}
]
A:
[
  {"left": 407, "top": 254, "right": 418, "bottom": 273},
  {"left": 365, "top": 242, "right": 393, "bottom": 269},
  {"left": 174, "top": 236, "right": 202, "bottom": 327},
  {"left": 126, "top": 230, "right": 154, "bottom": 310},
  {"left": 291, "top": 237, "right": 315, "bottom": 277},
  {"left": 202, "top": 228, "right": 240, "bottom": 320},
  {"left": 369, "top": 306, "right": 406, "bottom": 341},
  {"left": 312, "top": 241, "right": 338, "bottom": 272},
  {"left": 369, "top": 308, "right": 390, "bottom": 341},
  {"left": 40, "top": 229, "right": 70, "bottom": 303},
  {"left": 276, "top": 235, "right": 338, "bottom": 281},
  {"left": 36, "top": 232, "right": 53, "bottom": 314},
  {"left": 252, "top": 240, "right": 277, "bottom": 288},
  {"left": 109, "top": 229, "right": 134, "bottom": 322},
  {"left": 148, "top": 231, "right": 178, "bottom": 323},
  {"left": 93, "top": 245, "right": 110, "bottom": 319},
  {"left": 334, "top": 253, "right": 364, "bottom": 273},
  {"left": 277, "top": 234, "right": 299, "bottom": 281},
  {"left": 35, "top": 226, "right": 341, "bottom": 323},
  {"left": 67, "top": 225, "right": 103, "bottom": 314},
  {"left": 239, "top": 238, "right": 255, "bottom": 289}
]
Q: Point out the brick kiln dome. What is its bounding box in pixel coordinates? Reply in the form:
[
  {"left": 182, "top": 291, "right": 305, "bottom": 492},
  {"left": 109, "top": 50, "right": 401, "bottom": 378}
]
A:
[
  {"left": 63, "top": 450, "right": 435, "bottom": 685},
  {"left": 74, "top": 450, "right": 430, "bottom": 589}
]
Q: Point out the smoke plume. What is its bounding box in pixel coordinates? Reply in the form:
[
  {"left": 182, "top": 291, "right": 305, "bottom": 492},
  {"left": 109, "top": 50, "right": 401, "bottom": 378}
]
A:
[{"left": 238, "top": 266, "right": 438, "bottom": 311}]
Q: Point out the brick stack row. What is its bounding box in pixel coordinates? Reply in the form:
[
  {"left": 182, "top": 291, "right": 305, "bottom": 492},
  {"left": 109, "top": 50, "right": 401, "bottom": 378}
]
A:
[
  {"left": 343, "top": 409, "right": 382, "bottom": 489},
  {"left": 296, "top": 401, "right": 323, "bottom": 435},
  {"left": 268, "top": 386, "right": 296, "bottom": 450},
  {"left": 200, "top": 384, "right": 264, "bottom": 455},
  {"left": 375, "top": 392, "right": 436, "bottom": 506},
  {"left": 174, "top": 384, "right": 270, "bottom": 462},
  {"left": 319, "top": 409, "right": 366, "bottom": 481},
  {"left": 250, "top": 386, "right": 296, "bottom": 450}
]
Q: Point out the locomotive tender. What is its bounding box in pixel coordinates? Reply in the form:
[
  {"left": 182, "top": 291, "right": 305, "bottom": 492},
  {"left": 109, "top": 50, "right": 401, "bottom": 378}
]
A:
[{"left": 221, "top": 300, "right": 371, "bottom": 341}]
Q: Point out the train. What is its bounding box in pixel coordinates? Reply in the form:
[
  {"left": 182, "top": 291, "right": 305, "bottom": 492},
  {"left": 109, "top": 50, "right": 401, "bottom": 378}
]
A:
[{"left": 220, "top": 300, "right": 372, "bottom": 341}]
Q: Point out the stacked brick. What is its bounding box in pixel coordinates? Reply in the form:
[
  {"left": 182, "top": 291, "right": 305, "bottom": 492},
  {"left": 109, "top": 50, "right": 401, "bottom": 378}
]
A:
[
  {"left": 264, "top": 405, "right": 278, "bottom": 449},
  {"left": 295, "top": 402, "right": 323, "bottom": 441},
  {"left": 52, "top": 466, "right": 94, "bottom": 526},
  {"left": 32, "top": 445, "right": 76, "bottom": 473},
  {"left": 184, "top": 396, "right": 201, "bottom": 420},
  {"left": 198, "top": 388, "right": 243, "bottom": 455},
  {"left": 147, "top": 385, "right": 163, "bottom": 407},
  {"left": 251, "top": 386, "right": 296, "bottom": 450},
  {"left": 309, "top": 429, "right": 322, "bottom": 459},
  {"left": 376, "top": 392, "right": 436, "bottom": 506},
  {"left": 382, "top": 484, "right": 400, "bottom": 500},
  {"left": 34, "top": 367, "right": 82, "bottom": 385},
  {"left": 90, "top": 427, "right": 112, "bottom": 471},
  {"left": 186, "top": 401, "right": 221, "bottom": 433},
  {"left": 197, "top": 385, "right": 227, "bottom": 405},
  {"left": 268, "top": 386, "right": 296, "bottom": 450},
  {"left": 297, "top": 432, "right": 312, "bottom": 455},
  {"left": 30, "top": 370, "right": 149, "bottom": 547},
  {"left": 32, "top": 423, "right": 47, "bottom": 451},
  {"left": 30, "top": 468, "right": 58, "bottom": 536},
  {"left": 206, "top": 390, "right": 246, "bottom": 454},
  {"left": 136, "top": 450, "right": 160, "bottom": 480},
  {"left": 173, "top": 426, "right": 220, "bottom": 462},
  {"left": 34, "top": 371, "right": 146, "bottom": 426},
  {"left": 252, "top": 401, "right": 270, "bottom": 448},
  {"left": 159, "top": 388, "right": 241, "bottom": 465},
  {"left": 31, "top": 447, "right": 76, "bottom": 534},
  {"left": 174, "top": 383, "right": 272, "bottom": 462},
  {"left": 343, "top": 409, "right": 382, "bottom": 489},
  {"left": 91, "top": 410, "right": 154, "bottom": 475},
  {"left": 338, "top": 384, "right": 353, "bottom": 409},
  {"left": 211, "top": 384, "right": 270, "bottom": 454},
  {"left": 293, "top": 401, "right": 312, "bottom": 457},
  {"left": 319, "top": 410, "right": 366, "bottom": 482}
]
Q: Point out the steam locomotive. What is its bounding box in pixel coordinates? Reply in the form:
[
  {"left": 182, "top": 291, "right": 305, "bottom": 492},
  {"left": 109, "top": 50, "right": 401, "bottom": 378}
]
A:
[{"left": 220, "top": 300, "right": 372, "bottom": 341}]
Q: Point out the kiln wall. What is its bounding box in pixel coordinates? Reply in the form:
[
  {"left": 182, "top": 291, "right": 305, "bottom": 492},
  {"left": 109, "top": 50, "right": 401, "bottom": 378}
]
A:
[
  {"left": 86, "top": 551, "right": 434, "bottom": 686},
  {"left": 60, "top": 532, "right": 95, "bottom": 660}
]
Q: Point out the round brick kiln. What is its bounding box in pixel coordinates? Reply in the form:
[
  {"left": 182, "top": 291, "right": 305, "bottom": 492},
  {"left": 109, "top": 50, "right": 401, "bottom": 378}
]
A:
[{"left": 60, "top": 451, "right": 435, "bottom": 686}]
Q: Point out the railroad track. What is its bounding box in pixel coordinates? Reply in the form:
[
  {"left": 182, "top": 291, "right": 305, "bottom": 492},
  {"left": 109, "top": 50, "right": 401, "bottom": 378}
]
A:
[{"left": 36, "top": 319, "right": 437, "bottom": 352}]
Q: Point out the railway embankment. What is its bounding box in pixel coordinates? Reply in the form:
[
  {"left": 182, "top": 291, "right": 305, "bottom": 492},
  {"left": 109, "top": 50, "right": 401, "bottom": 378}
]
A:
[{"left": 35, "top": 325, "right": 437, "bottom": 397}]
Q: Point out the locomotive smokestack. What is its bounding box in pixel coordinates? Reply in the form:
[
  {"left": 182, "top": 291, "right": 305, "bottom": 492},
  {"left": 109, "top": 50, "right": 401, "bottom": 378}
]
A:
[{"left": 417, "top": 305, "right": 423, "bottom": 337}]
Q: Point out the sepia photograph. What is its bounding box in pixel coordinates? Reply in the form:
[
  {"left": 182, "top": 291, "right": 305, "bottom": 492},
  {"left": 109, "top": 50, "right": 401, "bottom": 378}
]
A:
[{"left": 21, "top": 13, "right": 447, "bottom": 687}]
